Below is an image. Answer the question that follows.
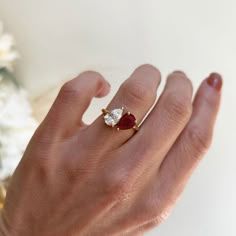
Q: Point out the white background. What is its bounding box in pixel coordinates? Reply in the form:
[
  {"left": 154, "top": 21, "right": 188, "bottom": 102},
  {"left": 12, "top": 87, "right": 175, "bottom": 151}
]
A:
[{"left": 0, "top": 0, "right": 235, "bottom": 235}]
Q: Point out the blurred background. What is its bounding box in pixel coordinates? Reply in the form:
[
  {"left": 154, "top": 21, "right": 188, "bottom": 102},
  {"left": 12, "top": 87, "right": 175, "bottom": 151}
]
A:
[{"left": 0, "top": 0, "right": 235, "bottom": 235}]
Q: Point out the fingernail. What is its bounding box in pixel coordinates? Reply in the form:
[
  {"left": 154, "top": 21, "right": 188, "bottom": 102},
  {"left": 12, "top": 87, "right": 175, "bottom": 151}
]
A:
[
  {"left": 207, "top": 73, "right": 223, "bottom": 91},
  {"left": 172, "top": 70, "right": 187, "bottom": 76}
]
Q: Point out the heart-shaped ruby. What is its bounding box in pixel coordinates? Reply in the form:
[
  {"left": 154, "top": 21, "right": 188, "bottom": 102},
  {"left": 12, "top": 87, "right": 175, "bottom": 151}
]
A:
[{"left": 116, "top": 113, "right": 136, "bottom": 130}]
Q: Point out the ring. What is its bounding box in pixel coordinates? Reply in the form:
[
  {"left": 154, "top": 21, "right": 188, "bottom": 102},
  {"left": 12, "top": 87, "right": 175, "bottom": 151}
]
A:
[{"left": 102, "top": 107, "right": 139, "bottom": 131}]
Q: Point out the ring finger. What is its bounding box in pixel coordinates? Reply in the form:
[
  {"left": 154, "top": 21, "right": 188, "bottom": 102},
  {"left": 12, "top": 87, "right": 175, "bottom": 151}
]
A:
[{"left": 85, "top": 64, "right": 161, "bottom": 149}]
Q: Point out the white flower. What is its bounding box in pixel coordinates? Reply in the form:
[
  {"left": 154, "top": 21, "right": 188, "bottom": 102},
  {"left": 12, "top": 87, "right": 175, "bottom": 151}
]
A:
[
  {"left": 0, "top": 22, "right": 32, "bottom": 181},
  {"left": 0, "top": 22, "right": 19, "bottom": 71},
  {"left": 0, "top": 84, "right": 37, "bottom": 180}
]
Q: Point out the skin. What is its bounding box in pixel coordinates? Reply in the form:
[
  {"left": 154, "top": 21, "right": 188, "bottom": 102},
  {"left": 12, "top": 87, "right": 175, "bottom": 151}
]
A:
[{"left": 0, "top": 64, "right": 222, "bottom": 236}]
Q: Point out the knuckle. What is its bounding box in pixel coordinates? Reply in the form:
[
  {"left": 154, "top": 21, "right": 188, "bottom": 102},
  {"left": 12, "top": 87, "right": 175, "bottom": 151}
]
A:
[
  {"left": 186, "top": 125, "right": 213, "bottom": 157},
  {"left": 121, "top": 80, "right": 155, "bottom": 105},
  {"left": 140, "top": 193, "right": 173, "bottom": 224},
  {"left": 164, "top": 93, "right": 192, "bottom": 122},
  {"left": 149, "top": 210, "right": 171, "bottom": 226},
  {"left": 59, "top": 81, "right": 81, "bottom": 103},
  {"left": 103, "top": 171, "right": 131, "bottom": 202}
]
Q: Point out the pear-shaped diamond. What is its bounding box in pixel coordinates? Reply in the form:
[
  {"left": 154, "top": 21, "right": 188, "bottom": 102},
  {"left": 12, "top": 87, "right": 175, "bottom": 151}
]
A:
[{"left": 104, "top": 108, "right": 123, "bottom": 127}]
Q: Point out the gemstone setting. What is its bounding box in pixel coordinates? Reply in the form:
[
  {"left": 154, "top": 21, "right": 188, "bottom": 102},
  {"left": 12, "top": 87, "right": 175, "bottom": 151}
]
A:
[
  {"left": 102, "top": 107, "right": 138, "bottom": 131},
  {"left": 117, "top": 113, "right": 136, "bottom": 130},
  {"left": 103, "top": 108, "right": 123, "bottom": 127}
]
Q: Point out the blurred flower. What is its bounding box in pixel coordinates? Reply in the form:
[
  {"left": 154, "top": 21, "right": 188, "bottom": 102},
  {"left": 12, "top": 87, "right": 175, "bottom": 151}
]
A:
[
  {"left": 0, "top": 21, "right": 19, "bottom": 71},
  {"left": 0, "top": 21, "right": 36, "bottom": 181},
  {"left": 0, "top": 82, "right": 37, "bottom": 180},
  {"left": 0, "top": 22, "right": 34, "bottom": 209}
]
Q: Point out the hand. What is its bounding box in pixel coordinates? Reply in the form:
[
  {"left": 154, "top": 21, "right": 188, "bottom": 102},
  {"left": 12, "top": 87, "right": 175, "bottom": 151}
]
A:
[{"left": 0, "top": 65, "right": 222, "bottom": 236}]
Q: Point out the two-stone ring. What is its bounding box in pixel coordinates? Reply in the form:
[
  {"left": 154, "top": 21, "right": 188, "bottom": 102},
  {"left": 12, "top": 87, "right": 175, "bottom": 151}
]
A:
[{"left": 102, "top": 107, "right": 139, "bottom": 131}]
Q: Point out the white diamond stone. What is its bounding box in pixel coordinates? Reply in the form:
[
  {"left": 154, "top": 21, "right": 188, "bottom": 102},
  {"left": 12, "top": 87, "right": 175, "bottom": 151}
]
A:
[{"left": 104, "top": 108, "right": 123, "bottom": 127}]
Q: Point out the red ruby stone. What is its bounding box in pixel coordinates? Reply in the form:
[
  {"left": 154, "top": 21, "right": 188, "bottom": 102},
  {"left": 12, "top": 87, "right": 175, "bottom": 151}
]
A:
[{"left": 117, "top": 113, "right": 136, "bottom": 130}]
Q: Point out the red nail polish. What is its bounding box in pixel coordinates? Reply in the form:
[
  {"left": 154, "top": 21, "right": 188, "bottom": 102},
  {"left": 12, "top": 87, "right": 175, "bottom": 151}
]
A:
[{"left": 207, "top": 73, "right": 223, "bottom": 91}]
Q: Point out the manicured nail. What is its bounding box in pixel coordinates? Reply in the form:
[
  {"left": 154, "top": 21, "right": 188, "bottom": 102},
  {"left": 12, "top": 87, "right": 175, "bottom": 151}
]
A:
[{"left": 207, "top": 73, "right": 223, "bottom": 91}]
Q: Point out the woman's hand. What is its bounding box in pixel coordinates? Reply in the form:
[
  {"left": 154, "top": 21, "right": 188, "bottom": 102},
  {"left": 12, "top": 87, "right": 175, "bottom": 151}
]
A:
[{"left": 0, "top": 65, "right": 222, "bottom": 236}]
